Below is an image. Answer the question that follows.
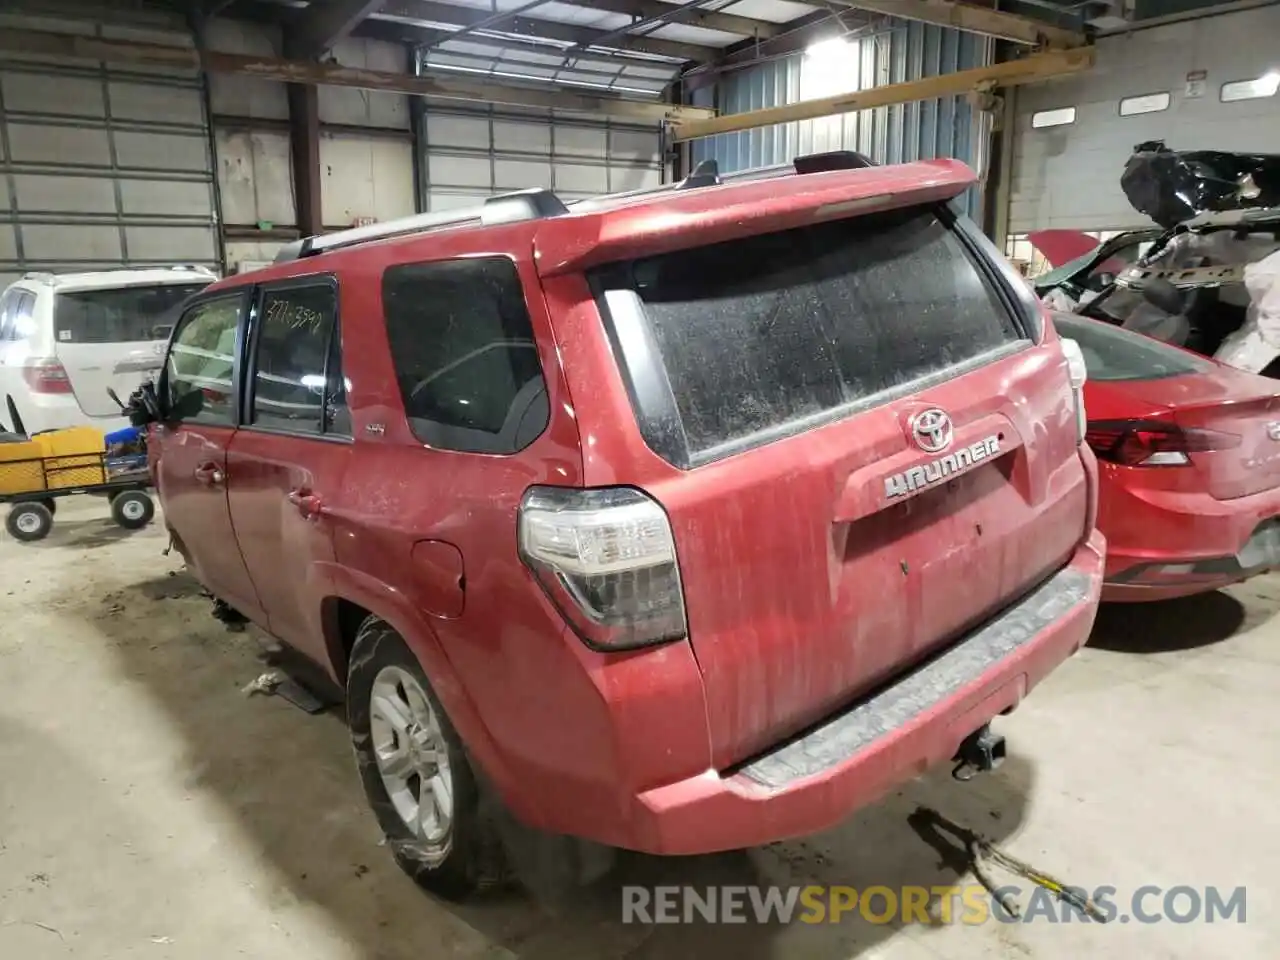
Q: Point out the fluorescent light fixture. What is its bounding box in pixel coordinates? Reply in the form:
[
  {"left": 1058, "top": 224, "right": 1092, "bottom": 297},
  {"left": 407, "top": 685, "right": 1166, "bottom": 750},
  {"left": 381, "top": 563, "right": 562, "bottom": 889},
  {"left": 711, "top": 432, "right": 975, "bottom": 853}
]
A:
[
  {"left": 805, "top": 36, "right": 850, "bottom": 60},
  {"left": 801, "top": 36, "right": 855, "bottom": 100}
]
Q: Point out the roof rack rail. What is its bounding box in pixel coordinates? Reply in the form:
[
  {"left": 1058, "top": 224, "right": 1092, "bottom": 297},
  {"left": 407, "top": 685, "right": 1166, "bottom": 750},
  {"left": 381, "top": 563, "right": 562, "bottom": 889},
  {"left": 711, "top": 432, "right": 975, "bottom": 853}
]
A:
[
  {"left": 273, "top": 187, "right": 570, "bottom": 264},
  {"left": 677, "top": 158, "right": 721, "bottom": 190}
]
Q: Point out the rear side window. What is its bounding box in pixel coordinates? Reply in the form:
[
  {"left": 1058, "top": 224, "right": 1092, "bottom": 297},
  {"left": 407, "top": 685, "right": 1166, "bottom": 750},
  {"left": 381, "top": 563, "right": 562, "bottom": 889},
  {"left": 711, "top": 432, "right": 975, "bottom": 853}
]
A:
[
  {"left": 592, "top": 205, "right": 1023, "bottom": 466},
  {"left": 1053, "top": 314, "right": 1211, "bottom": 381},
  {"left": 382, "top": 257, "right": 548, "bottom": 454},
  {"left": 54, "top": 283, "right": 209, "bottom": 344},
  {"left": 249, "top": 281, "right": 348, "bottom": 436},
  {"left": 0, "top": 288, "right": 35, "bottom": 341}
]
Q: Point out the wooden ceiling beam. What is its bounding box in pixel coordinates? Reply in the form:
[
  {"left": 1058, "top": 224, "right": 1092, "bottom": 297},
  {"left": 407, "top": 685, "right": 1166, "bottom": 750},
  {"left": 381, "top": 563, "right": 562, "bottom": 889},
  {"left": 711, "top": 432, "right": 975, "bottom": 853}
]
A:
[{"left": 670, "top": 45, "right": 1094, "bottom": 141}]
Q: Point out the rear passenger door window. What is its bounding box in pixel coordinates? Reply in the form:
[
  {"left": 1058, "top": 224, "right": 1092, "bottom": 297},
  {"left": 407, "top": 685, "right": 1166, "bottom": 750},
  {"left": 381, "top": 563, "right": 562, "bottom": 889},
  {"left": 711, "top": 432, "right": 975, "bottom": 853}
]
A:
[
  {"left": 248, "top": 280, "right": 348, "bottom": 437},
  {"left": 165, "top": 295, "right": 244, "bottom": 425},
  {"left": 381, "top": 258, "right": 548, "bottom": 454},
  {"left": 0, "top": 290, "right": 36, "bottom": 342}
]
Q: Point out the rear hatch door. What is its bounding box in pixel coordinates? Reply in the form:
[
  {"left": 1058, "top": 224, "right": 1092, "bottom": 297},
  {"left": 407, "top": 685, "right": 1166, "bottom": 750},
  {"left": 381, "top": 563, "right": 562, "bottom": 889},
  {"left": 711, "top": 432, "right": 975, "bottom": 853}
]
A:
[
  {"left": 585, "top": 194, "right": 1090, "bottom": 768},
  {"left": 53, "top": 281, "right": 208, "bottom": 416}
]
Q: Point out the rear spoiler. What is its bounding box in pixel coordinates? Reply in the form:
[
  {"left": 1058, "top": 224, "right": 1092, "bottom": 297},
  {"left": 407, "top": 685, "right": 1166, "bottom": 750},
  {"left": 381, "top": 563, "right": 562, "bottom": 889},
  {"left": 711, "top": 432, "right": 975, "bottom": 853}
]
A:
[
  {"left": 569, "top": 150, "right": 879, "bottom": 213},
  {"left": 535, "top": 158, "right": 976, "bottom": 277}
]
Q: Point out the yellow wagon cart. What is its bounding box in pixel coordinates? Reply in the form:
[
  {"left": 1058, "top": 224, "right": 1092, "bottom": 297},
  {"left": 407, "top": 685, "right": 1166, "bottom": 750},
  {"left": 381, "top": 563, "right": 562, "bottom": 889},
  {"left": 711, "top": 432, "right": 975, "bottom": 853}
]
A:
[{"left": 0, "top": 426, "right": 154, "bottom": 542}]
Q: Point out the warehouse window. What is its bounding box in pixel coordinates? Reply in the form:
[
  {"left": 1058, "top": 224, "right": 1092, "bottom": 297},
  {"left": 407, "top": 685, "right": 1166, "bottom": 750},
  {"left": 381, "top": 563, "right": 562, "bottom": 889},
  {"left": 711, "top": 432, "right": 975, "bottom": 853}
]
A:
[
  {"left": 1031, "top": 107, "right": 1076, "bottom": 129},
  {"left": 382, "top": 258, "right": 548, "bottom": 455},
  {"left": 1119, "top": 92, "right": 1170, "bottom": 116},
  {"left": 1221, "top": 72, "right": 1280, "bottom": 102}
]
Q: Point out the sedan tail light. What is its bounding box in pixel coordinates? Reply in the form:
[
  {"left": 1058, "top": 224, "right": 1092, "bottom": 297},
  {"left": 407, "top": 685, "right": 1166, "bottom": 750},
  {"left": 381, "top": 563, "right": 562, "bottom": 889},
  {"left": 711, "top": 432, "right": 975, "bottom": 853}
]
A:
[
  {"left": 518, "top": 486, "right": 687, "bottom": 650},
  {"left": 22, "top": 358, "right": 73, "bottom": 395},
  {"left": 1085, "top": 419, "right": 1241, "bottom": 466}
]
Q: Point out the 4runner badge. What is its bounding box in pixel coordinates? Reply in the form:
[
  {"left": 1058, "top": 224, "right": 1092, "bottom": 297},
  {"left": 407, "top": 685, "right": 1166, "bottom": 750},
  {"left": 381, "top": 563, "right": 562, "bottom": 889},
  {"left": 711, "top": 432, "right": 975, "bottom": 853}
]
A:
[{"left": 885, "top": 435, "right": 1002, "bottom": 500}]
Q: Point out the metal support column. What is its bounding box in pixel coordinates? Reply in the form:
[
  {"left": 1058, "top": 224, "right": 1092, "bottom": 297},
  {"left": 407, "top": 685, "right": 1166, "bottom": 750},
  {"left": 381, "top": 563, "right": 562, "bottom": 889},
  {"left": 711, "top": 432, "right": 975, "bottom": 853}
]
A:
[{"left": 283, "top": 29, "right": 324, "bottom": 240}]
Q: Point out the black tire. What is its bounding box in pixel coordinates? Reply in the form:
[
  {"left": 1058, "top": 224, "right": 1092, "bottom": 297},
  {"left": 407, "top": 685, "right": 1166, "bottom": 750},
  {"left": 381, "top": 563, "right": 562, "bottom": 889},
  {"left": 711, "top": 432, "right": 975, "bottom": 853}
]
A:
[
  {"left": 6, "top": 502, "right": 53, "bottom": 542},
  {"left": 110, "top": 490, "right": 154, "bottom": 529},
  {"left": 347, "top": 617, "right": 506, "bottom": 901}
]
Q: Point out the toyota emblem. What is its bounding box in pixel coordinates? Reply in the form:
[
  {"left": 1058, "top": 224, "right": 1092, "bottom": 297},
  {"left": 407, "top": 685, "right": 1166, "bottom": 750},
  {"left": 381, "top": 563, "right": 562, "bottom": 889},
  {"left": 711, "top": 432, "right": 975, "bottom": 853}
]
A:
[
  {"left": 1267, "top": 421, "right": 1280, "bottom": 442},
  {"left": 911, "top": 408, "right": 953, "bottom": 453}
]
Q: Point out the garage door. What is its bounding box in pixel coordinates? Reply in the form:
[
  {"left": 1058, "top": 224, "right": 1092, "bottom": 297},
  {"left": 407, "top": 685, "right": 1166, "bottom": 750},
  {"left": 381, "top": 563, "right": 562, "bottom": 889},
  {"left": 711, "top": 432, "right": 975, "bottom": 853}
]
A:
[
  {"left": 1008, "top": 4, "right": 1280, "bottom": 235},
  {"left": 420, "top": 103, "right": 664, "bottom": 211},
  {"left": 0, "top": 59, "right": 219, "bottom": 287}
]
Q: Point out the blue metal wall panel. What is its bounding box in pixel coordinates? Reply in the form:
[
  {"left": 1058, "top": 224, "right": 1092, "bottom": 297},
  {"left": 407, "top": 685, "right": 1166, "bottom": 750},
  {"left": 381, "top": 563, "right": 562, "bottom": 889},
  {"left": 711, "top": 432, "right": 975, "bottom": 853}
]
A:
[{"left": 691, "top": 21, "right": 991, "bottom": 214}]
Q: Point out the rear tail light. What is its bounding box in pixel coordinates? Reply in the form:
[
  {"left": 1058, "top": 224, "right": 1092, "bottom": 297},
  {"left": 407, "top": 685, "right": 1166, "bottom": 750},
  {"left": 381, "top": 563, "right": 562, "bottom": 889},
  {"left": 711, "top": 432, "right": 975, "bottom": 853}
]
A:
[
  {"left": 1059, "top": 337, "right": 1088, "bottom": 445},
  {"left": 22, "top": 358, "right": 73, "bottom": 395},
  {"left": 518, "top": 486, "right": 687, "bottom": 650},
  {"left": 1085, "top": 419, "right": 1241, "bottom": 466}
]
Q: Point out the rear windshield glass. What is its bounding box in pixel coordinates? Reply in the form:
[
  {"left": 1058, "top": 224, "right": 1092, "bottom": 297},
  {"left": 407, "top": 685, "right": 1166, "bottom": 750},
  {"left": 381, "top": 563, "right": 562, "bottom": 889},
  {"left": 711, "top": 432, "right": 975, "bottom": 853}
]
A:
[
  {"left": 55, "top": 282, "right": 209, "bottom": 344},
  {"left": 593, "top": 205, "right": 1023, "bottom": 465},
  {"left": 1053, "top": 314, "right": 1211, "bottom": 381}
]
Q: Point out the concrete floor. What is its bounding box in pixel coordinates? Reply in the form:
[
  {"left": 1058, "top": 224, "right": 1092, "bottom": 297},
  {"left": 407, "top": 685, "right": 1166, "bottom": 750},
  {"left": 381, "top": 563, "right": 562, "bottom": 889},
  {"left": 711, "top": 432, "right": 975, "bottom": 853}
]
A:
[{"left": 1, "top": 497, "right": 1277, "bottom": 960}]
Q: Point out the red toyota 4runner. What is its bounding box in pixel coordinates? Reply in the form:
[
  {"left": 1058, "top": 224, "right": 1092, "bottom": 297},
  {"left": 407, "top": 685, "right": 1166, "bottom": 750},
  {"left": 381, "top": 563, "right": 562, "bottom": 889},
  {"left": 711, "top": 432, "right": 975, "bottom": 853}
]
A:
[{"left": 144, "top": 151, "right": 1105, "bottom": 899}]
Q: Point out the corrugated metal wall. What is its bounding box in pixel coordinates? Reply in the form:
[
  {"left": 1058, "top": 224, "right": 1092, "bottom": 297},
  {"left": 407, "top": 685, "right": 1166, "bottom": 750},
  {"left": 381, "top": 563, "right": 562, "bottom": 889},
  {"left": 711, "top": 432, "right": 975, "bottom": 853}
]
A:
[{"left": 691, "top": 21, "right": 992, "bottom": 213}]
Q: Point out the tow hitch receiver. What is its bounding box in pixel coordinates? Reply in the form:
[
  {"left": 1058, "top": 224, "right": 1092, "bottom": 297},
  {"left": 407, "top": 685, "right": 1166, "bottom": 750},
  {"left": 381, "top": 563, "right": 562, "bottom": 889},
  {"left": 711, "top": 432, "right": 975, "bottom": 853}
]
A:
[{"left": 952, "top": 724, "right": 1006, "bottom": 781}]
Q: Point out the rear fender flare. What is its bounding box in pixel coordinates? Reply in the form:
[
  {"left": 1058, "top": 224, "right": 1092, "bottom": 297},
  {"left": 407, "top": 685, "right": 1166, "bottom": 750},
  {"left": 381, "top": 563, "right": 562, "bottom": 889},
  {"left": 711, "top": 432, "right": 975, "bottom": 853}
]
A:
[{"left": 312, "top": 562, "right": 534, "bottom": 823}]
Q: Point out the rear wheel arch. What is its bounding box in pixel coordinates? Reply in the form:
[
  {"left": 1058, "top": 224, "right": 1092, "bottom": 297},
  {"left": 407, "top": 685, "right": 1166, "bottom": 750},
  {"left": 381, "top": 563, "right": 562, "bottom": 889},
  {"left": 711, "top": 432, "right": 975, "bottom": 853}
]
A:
[
  {"left": 320, "top": 595, "right": 374, "bottom": 684},
  {"left": 316, "top": 590, "right": 530, "bottom": 822},
  {"left": 317, "top": 591, "right": 476, "bottom": 729}
]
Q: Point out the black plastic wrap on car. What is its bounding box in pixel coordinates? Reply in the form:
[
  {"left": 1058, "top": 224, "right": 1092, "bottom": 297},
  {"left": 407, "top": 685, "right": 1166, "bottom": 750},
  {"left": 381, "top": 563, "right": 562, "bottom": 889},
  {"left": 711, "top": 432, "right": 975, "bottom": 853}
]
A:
[{"left": 1121, "top": 140, "right": 1280, "bottom": 229}]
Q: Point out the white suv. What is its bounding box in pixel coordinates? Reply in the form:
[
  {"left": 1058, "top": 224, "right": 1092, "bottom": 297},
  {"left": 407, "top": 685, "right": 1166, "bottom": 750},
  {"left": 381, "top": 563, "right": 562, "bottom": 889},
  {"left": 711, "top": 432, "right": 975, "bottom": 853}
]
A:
[{"left": 0, "top": 267, "right": 216, "bottom": 436}]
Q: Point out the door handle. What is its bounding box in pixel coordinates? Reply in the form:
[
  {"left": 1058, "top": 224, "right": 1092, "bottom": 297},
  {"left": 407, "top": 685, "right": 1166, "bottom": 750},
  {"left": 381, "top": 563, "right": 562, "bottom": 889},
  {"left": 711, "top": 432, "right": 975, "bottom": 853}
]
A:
[
  {"left": 288, "top": 489, "right": 325, "bottom": 519},
  {"left": 194, "top": 462, "right": 224, "bottom": 485}
]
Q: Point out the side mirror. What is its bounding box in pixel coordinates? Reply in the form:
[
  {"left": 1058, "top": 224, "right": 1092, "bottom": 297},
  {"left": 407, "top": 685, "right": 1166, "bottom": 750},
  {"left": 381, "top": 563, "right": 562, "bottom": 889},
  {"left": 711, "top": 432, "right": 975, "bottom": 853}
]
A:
[
  {"left": 1141, "top": 277, "right": 1186, "bottom": 315},
  {"left": 122, "top": 379, "right": 168, "bottom": 426}
]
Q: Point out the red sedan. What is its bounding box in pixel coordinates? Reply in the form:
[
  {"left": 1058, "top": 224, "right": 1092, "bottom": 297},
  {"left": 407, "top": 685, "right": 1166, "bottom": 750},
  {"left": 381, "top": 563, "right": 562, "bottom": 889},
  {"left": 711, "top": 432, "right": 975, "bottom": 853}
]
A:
[{"left": 1055, "top": 313, "right": 1280, "bottom": 601}]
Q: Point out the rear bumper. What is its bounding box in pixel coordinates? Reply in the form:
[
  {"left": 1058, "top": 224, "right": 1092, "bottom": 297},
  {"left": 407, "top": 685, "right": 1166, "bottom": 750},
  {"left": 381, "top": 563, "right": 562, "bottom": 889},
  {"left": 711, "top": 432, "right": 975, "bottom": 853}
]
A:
[
  {"left": 621, "top": 530, "right": 1104, "bottom": 855},
  {"left": 1101, "top": 478, "right": 1280, "bottom": 601}
]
